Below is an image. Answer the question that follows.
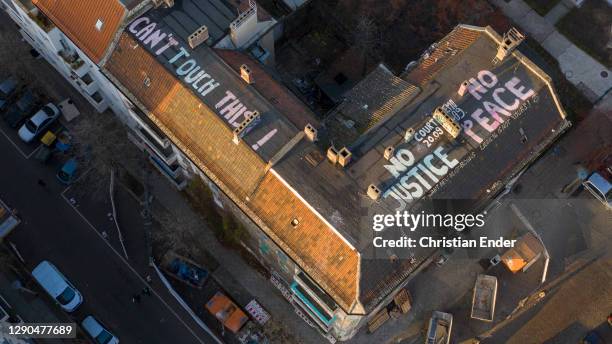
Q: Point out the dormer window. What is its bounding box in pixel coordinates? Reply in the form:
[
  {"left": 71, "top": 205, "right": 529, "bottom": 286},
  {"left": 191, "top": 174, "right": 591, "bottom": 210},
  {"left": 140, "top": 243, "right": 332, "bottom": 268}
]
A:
[{"left": 95, "top": 19, "right": 104, "bottom": 31}]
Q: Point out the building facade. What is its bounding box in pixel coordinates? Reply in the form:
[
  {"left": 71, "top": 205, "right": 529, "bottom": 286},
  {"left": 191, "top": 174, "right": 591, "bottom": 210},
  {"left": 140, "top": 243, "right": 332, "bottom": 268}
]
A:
[{"left": 2, "top": 1, "right": 570, "bottom": 341}]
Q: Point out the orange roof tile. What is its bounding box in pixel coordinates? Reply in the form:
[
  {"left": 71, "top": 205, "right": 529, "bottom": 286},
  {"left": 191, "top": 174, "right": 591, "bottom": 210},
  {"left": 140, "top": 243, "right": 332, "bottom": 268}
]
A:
[
  {"left": 33, "top": 0, "right": 127, "bottom": 63},
  {"left": 249, "top": 172, "right": 359, "bottom": 310},
  {"left": 105, "top": 34, "right": 267, "bottom": 198},
  {"left": 105, "top": 34, "right": 360, "bottom": 310},
  {"left": 405, "top": 26, "right": 482, "bottom": 86}
]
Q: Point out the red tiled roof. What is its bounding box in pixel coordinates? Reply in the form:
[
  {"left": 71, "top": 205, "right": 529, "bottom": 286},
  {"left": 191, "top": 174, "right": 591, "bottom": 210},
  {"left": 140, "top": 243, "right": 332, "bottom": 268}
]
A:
[
  {"left": 106, "top": 34, "right": 359, "bottom": 311},
  {"left": 405, "top": 26, "right": 482, "bottom": 86},
  {"left": 33, "top": 0, "right": 127, "bottom": 63}
]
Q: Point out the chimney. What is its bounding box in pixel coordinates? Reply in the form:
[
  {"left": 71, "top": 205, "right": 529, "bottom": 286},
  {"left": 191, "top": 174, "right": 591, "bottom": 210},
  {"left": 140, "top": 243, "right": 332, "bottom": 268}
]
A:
[
  {"left": 495, "top": 27, "right": 524, "bottom": 62},
  {"left": 327, "top": 146, "right": 339, "bottom": 164},
  {"left": 233, "top": 111, "right": 260, "bottom": 144},
  {"left": 433, "top": 107, "right": 461, "bottom": 139},
  {"left": 458, "top": 80, "right": 469, "bottom": 96},
  {"left": 304, "top": 123, "right": 317, "bottom": 142},
  {"left": 404, "top": 128, "right": 415, "bottom": 142},
  {"left": 153, "top": 0, "right": 174, "bottom": 8},
  {"left": 188, "top": 25, "right": 209, "bottom": 49},
  {"left": 338, "top": 147, "right": 352, "bottom": 167},
  {"left": 240, "top": 64, "right": 253, "bottom": 84},
  {"left": 384, "top": 146, "right": 394, "bottom": 160},
  {"left": 230, "top": 2, "right": 258, "bottom": 48},
  {"left": 367, "top": 184, "right": 381, "bottom": 200}
]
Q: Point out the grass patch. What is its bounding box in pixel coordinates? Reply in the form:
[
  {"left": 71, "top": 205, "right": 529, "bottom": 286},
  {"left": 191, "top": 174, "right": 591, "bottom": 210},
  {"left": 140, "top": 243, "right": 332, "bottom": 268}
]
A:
[
  {"left": 556, "top": 0, "right": 612, "bottom": 68},
  {"left": 524, "top": 37, "right": 593, "bottom": 121},
  {"left": 524, "top": 0, "right": 561, "bottom": 16}
]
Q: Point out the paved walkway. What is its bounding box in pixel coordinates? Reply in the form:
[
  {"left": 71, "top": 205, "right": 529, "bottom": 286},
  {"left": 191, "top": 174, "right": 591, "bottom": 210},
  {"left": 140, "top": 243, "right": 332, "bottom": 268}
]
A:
[
  {"left": 491, "top": 0, "right": 612, "bottom": 102},
  {"left": 145, "top": 172, "right": 322, "bottom": 344}
]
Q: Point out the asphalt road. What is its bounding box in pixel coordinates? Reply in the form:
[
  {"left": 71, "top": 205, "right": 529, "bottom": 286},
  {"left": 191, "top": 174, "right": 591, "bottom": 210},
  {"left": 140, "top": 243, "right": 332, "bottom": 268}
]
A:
[{"left": 0, "top": 131, "right": 215, "bottom": 343}]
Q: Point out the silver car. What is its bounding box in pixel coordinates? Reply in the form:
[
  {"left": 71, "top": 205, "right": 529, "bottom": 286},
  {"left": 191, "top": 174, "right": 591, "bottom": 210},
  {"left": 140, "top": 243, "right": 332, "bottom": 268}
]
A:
[
  {"left": 18, "top": 103, "right": 60, "bottom": 143},
  {"left": 583, "top": 172, "right": 611, "bottom": 210},
  {"left": 81, "top": 316, "right": 119, "bottom": 344}
]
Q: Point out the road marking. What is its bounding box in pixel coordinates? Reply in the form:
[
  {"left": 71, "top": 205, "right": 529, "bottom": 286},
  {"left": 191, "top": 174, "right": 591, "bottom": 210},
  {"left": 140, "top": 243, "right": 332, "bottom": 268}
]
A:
[
  {"left": 0, "top": 126, "right": 29, "bottom": 159},
  {"left": 59, "top": 192, "right": 208, "bottom": 344},
  {"left": 24, "top": 143, "right": 42, "bottom": 159}
]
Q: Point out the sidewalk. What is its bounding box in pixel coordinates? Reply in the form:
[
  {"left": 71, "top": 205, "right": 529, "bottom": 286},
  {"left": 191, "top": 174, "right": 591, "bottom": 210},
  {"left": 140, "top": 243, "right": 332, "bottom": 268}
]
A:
[
  {"left": 144, "top": 171, "right": 322, "bottom": 344},
  {"left": 490, "top": 0, "right": 612, "bottom": 101},
  {"left": 0, "top": 266, "right": 81, "bottom": 343}
]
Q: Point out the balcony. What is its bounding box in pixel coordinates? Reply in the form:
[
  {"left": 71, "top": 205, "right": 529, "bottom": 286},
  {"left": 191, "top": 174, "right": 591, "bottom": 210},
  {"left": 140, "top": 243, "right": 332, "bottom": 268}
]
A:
[
  {"left": 27, "top": 8, "right": 54, "bottom": 33},
  {"left": 78, "top": 73, "right": 98, "bottom": 95},
  {"left": 59, "top": 50, "right": 85, "bottom": 72},
  {"left": 128, "top": 107, "right": 169, "bottom": 147},
  {"left": 149, "top": 155, "right": 187, "bottom": 190},
  {"left": 138, "top": 127, "right": 175, "bottom": 161}
]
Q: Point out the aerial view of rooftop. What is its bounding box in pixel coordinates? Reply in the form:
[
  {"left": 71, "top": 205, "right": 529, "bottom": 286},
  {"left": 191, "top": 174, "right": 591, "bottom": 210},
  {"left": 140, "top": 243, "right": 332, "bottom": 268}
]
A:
[{"left": 0, "top": 0, "right": 610, "bottom": 343}]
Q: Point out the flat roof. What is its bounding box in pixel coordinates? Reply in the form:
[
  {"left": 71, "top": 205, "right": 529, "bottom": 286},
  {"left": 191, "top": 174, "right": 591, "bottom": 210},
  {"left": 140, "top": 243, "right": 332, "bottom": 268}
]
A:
[{"left": 273, "top": 25, "right": 569, "bottom": 308}]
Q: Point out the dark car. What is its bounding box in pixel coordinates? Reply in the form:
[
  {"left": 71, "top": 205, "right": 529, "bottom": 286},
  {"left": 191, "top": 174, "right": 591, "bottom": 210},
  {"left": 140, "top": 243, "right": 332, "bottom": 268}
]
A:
[
  {"left": 3, "top": 90, "right": 37, "bottom": 128},
  {"left": 0, "top": 77, "right": 18, "bottom": 112}
]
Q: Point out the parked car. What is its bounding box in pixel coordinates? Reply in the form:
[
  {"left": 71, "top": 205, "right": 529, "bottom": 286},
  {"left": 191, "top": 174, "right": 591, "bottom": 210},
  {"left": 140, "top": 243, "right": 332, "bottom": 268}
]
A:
[
  {"left": 3, "top": 90, "right": 37, "bottom": 128},
  {"left": 31, "top": 261, "right": 82, "bottom": 312},
  {"left": 0, "top": 77, "right": 18, "bottom": 112},
  {"left": 56, "top": 158, "right": 77, "bottom": 184},
  {"left": 583, "top": 172, "right": 611, "bottom": 210},
  {"left": 18, "top": 103, "right": 60, "bottom": 142},
  {"left": 81, "top": 316, "right": 119, "bottom": 344}
]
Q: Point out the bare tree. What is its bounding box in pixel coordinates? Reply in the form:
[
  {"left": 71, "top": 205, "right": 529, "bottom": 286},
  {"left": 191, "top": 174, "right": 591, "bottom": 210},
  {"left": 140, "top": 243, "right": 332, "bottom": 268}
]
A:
[
  {"left": 153, "top": 205, "right": 204, "bottom": 259},
  {"left": 351, "top": 14, "right": 386, "bottom": 76},
  {"left": 71, "top": 111, "right": 145, "bottom": 194}
]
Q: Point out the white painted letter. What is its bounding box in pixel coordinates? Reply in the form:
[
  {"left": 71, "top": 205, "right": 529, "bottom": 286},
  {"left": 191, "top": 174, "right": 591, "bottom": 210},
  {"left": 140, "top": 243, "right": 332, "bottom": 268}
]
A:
[
  {"left": 129, "top": 17, "right": 149, "bottom": 34},
  {"left": 505, "top": 77, "right": 534, "bottom": 101},
  {"left": 471, "top": 108, "right": 499, "bottom": 132}
]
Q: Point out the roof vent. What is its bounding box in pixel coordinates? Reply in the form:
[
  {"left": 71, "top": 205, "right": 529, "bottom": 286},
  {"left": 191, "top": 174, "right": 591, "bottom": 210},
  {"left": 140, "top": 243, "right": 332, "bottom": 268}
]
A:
[
  {"left": 338, "top": 147, "right": 352, "bottom": 167},
  {"left": 404, "top": 128, "right": 415, "bottom": 142},
  {"left": 232, "top": 110, "right": 260, "bottom": 144},
  {"left": 458, "top": 80, "right": 469, "bottom": 96},
  {"left": 304, "top": 123, "right": 317, "bottom": 142},
  {"left": 95, "top": 19, "right": 104, "bottom": 31},
  {"left": 384, "top": 146, "right": 394, "bottom": 160},
  {"left": 240, "top": 64, "right": 253, "bottom": 84},
  {"left": 188, "top": 25, "right": 209, "bottom": 49},
  {"left": 367, "top": 184, "right": 381, "bottom": 200},
  {"left": 495, "top": 27, "right": 524, "bottom": 62},
  {"left": 152, "top": 0, "right": 174, "bottom": 8},
  {"left": 327, "top": 146, "right": 339, "bottom": 164},
  {"left": 433, "top": 107, "right": 461, "bottom": 139}
]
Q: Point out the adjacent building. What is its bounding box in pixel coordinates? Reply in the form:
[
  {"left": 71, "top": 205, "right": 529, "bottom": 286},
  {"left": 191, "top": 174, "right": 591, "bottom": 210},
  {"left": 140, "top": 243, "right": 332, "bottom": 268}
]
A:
[{"left": 2, "top": 0, "right": 570, "bottom": 340}]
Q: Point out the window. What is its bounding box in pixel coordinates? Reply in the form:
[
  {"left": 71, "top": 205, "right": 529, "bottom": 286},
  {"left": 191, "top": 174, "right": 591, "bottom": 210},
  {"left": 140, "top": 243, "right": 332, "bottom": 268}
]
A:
[
  {"left": 25, "top": 119, "right": 37, "bottom": 132},
  {"left": 56, "top": 287, "right": 76, "bottom": 305},
  {"left": 95, "top": 330, "right": 113, "bottom": 344},
  {"left": 95, "top": 19, "right": 104, "bottom": 31},
  {"left": 42, "top": 105, "right": 54, "bottom": 116}
]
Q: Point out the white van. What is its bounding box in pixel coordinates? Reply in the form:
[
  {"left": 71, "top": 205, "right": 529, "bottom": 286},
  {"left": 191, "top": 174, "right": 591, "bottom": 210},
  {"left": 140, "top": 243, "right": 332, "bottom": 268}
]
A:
[{"left": 32, "top": 261, "right": 83, "bottom": 312}]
